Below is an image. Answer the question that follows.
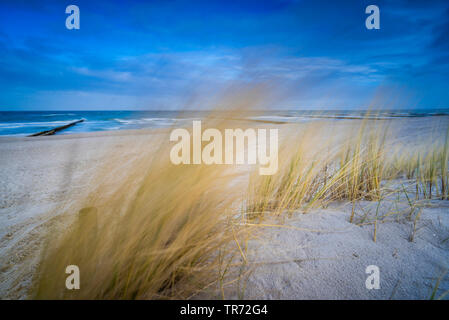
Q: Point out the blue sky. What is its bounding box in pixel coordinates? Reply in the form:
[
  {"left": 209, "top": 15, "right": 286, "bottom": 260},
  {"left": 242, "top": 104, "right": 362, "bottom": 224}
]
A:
[{"left": 0, "top": 0, "right": 448, "bottom": 110}]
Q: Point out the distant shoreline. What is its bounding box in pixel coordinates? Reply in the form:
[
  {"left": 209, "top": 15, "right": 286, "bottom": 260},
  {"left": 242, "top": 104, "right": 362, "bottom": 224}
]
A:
[{"left": 1, "top": 110, "right": 449, "bottom": 136}]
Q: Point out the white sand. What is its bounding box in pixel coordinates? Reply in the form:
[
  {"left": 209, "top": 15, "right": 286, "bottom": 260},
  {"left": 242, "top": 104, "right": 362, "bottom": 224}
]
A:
[
  {"left": 0, "top": 117, "right": 448, "bottom": 299},
  {"left": 234, "top": 198, "right": 449, "bottom": 299}
]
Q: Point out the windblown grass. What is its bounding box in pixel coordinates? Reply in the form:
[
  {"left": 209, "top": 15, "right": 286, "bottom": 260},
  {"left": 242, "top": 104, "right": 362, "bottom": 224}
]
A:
[
  {"left": 34, "top": 125, "right": 252, "bottom": 299},
  {"left": 33, "top": 105, "right": 449, "bottom": 299},
  {"left": 387, "top": 123, "right": 449, "bottom": 200},
  {"left": 247, "top": 118, "right": 393, "bottom": 221}
]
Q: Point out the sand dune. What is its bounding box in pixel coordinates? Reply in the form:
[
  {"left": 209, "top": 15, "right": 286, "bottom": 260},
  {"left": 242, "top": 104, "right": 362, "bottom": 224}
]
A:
[{"left": 0, "top": 117, "right": 448, "bottom": 299}]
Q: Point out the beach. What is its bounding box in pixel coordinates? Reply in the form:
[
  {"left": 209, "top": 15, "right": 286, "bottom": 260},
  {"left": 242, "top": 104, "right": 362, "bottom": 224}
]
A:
[
  {"left": 229, "top": 198, "right": 449, "bottom": 299},
  {"left": 0, "top": 116, "right": 449, "bottom": 299}
]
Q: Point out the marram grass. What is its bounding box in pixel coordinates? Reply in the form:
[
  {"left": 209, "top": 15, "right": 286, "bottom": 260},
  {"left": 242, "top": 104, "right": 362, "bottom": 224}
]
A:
[{"left": 33, "top": 110, "right": 449, "bottom": 299}]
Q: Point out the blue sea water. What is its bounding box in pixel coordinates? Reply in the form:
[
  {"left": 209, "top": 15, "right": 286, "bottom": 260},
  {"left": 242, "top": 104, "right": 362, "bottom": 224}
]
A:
[
  {"left": 0, "top": 111, "right": 189, "bottom": 136},
  {"left": 0, "top": 109, "right": 448, "bottom": 136}
]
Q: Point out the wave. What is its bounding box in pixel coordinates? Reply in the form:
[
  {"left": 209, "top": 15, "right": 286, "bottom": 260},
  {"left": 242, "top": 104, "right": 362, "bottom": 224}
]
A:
[
  {"left": 113, "top": 118, "right": 175, "bottom": 125},
  {"left": 42, "top": 113, "right": 77, "bottom": 117},
  {"left": 249, "top": 115, "right": 308, "bottom": 122},
  {"left": 0, "top": 119, "right": 83, "bottom": 129}
]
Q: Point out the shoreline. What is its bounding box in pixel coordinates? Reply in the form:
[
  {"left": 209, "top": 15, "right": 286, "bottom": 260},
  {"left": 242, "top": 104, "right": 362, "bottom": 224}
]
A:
[{"left": 1, "top": 114, "right": 448, "bottom": 139}]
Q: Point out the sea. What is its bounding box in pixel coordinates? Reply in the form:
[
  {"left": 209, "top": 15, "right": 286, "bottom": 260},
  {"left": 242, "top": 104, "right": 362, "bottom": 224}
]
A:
[{"left": 0, "top": 109, "right": 448, "bottom": 136}]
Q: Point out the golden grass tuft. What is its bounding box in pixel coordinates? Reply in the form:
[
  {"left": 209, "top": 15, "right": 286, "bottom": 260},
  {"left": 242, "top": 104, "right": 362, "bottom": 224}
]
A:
[
  {"left": 33, "top": 104, "right": 449, "bottom": 299},
  {"left": 34, "top": 119, "right": 254, "bottom": 299}
]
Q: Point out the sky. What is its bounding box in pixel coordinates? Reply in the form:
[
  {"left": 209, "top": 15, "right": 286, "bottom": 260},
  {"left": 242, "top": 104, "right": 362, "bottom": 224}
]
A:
[{"left": 0, "top": 0, "right": 448, "bottom": 110}]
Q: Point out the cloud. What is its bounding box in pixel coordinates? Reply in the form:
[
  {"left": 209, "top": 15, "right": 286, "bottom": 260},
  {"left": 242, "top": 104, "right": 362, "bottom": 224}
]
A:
[
  {"left": 0, "top": 0, "right": 448, "bottom": 109},
  {"left": 71, "top": 67, "right": 132, "bottom": 82}
]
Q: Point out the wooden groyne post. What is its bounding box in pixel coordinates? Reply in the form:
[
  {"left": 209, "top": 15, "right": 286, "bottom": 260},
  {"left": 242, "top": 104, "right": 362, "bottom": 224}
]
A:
[{"left": 28, "top": 119, "right": 85, "bottom": 137}]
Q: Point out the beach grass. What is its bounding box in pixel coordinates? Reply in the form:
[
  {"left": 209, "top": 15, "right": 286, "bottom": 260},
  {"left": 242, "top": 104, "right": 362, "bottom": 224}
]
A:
[
  {"left": 33, "top": 133, "right": 250, "bottom": 299},
  {"left": 32, "top": 109, "right": 449, "bottom": 299}
]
